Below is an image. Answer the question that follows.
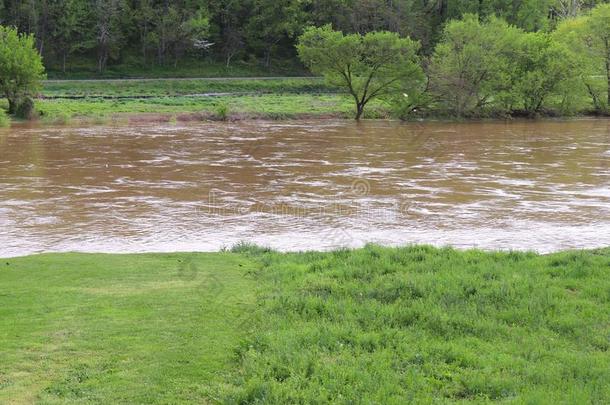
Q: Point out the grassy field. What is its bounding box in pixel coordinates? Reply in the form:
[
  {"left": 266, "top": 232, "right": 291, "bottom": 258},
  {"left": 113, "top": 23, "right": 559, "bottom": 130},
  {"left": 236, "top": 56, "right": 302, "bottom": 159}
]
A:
[
  {"left": 41, "top": 78, "right": 332, "bottom": 98},
  {"left": 1, "top": 245, "right": 609, "bottom": 403},
  {"left": 25, "top": 77, "right": 374, "bottom": 123},
  {"left": 33, "top": 93, "right": 372, "bottom": 123}
]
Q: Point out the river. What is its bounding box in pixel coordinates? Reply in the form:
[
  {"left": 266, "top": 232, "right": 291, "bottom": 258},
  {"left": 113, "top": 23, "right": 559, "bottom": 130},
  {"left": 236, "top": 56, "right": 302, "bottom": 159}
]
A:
[{"left": 1, "top": 119, "right": 609, "bottom": 257}]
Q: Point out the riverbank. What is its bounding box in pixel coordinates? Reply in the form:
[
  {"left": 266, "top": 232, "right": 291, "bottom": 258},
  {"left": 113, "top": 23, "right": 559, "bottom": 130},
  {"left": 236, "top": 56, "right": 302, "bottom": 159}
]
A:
[
  {"left": 2, "top": 77, "right": 603, "bottom": 126},
  {"left": 2, "top": 245, "right": 608, "bottom": 403},
  {"left": 29, "top": 77, "right": 384, "bottom": 124}
]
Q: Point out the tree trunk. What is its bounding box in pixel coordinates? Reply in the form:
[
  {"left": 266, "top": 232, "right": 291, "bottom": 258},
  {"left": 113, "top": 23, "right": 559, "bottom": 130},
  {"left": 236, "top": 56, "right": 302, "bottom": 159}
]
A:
[
  {"left": 606, "top": 58, "right": 609, "bottom": 109},
  {"left": 98, "top": 50, "right": 108, "bottom": 74},
  {"left": 264, "top": 48, "right": 272, "bottom": 68},
  {"left": 7, "top": 98, "right": 17, "bottom": 115},
  {"left": 355, "top": 103, "right": 364, "bottom": 120}
]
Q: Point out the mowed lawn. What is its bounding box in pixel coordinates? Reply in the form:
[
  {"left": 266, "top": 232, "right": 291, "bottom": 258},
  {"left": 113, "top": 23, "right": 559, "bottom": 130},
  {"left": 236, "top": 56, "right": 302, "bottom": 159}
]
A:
[
  {"left": 1, "top": 246, "right": 610, "bottom": 403},
  {"left": 0, "top": 253, "right": 258, "bottom": 404}
]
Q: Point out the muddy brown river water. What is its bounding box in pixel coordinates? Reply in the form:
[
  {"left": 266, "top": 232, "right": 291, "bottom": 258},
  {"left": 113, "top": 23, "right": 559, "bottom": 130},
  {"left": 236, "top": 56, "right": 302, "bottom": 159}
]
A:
[{"left": 1, "top": 119, "right": 609, "bottom": 257}]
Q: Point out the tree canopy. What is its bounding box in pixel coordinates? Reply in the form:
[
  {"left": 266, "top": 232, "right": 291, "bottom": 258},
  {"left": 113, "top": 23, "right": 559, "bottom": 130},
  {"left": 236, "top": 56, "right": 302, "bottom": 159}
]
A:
[
  {"left": 0, "top": 0, "right": 608, "bottom": 73},
  {"left": 0, "top": 25, "right": 45, "bottom": 116},
  {"left": 428, "top": 14, "right": 581, "bottom": 116},
  {"left": 554, "top": 3, "right": 610, "bottom": 111},
  {"left": 297, "top": 25, "right": 423, "bottom": 119}
]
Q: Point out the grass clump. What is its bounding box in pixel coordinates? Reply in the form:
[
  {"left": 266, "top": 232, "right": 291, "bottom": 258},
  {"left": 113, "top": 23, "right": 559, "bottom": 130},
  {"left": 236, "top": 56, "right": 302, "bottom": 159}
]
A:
[
  {"left": 216, "top": 101, "right": 230, "bottom": 121},
  {"left": 229, "top": 241, "right": 274, "bottom": 255},
  {"left": 223, "top": 245, "right": 610, "bottom": 403}
]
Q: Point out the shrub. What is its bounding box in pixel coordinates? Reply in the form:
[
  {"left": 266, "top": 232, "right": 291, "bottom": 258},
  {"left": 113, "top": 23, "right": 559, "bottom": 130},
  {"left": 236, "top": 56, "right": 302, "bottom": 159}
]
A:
[
  {"left": 0, "top": 109, "right": 9, "bottom": 127},
  {"left": 215, "top": 101, "right": 230, "bottom": 121},
  {"left": 14, "top": 97, "right": 36, "bottom": 119}
]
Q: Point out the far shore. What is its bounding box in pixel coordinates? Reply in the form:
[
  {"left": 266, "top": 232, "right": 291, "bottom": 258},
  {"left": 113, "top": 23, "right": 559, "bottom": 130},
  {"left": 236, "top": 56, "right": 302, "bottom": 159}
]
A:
[{"left": 5, "top": 109, "right": 609, "bottom": 128}]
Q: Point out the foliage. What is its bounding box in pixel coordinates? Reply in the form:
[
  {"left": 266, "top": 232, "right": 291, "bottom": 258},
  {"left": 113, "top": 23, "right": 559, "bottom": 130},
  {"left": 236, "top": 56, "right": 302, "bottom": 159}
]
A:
[
  {"left": 15, "top": 96, "right": 36, "bottom": 119},
  {"left": 215, "top": 101, "right": 229, "bottom": 121},
  {"left": 427, "top": 14, "right": 582, "bottom": 117},
  {"left": 428, "top": 15, "right": 521, "bottom": 117},
  {"left": 0, "top": 26, "right": 46, "bottom": 115},
  {"left": 4, "top": 0, "right": 604, "bottom": 74},
  {"left": 224, "top": 245, "right": 610, "bottom": 403},
  {"left": 513, "top": 32, "right": 575, "bottom": 114},
  {"left": 0, "top": 108, "right": 9, "bottom": 126},
  {"left": 554, "top": 3, "right": 610, "bottom": 113},
  {"left": 297, "top": 25, "right": 424, "bottom": 119}
]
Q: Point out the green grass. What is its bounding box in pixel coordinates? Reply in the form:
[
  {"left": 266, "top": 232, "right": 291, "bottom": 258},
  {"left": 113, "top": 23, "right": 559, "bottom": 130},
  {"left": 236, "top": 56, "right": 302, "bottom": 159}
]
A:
[
  {"left": 0, "top": 252, "right": 259, "bottom": 404},
  {"left": 34, "top": 93, "right": 381, "bottom": 122},
  {"left": 223, "top": 245, "right": 610, "bottom": 404},
  {"left": 1, "top": 246, "right": 609, "bottom": 403},
  {"left": 0, "top": 109, "right": 9, "bottom": 127},
  {"left": 29, "top": 77, "right": 371, "bottom": 122},
  {"left": 41, "top": 78, "right": 333, "bottom": 98}
]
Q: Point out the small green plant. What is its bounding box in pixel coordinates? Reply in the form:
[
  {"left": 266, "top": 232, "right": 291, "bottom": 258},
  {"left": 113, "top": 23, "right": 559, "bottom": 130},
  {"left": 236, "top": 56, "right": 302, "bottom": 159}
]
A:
[
  {"left": 215, "top": 101, "right": 230, "bottom": 121},
  {"left": 0, "top": 109, "right": 10, "bottom": 127},
  {"left": 230, "top": 241, "right": 273, "bottom": 255}
]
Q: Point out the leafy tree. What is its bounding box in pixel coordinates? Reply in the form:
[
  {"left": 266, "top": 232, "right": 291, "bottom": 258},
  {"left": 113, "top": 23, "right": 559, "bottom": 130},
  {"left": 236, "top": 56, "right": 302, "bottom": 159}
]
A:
[
  {"left": 428, "top": 15, "right": 521, "bottom": 116},
  {"left": 133, "top": 0, "right": 157, "bottom": 64},
  {"left": 0, "top": 25, "right": 45, "bottom": 116},
  {"left": 554, "top": 3, "right": 610, "bottom": 112},
  {"left": 152, "top": 2, "right": 211, "bottom": 67},
  {"left": 246, "top": 0, "right": 309, "bottom": 67},
  {"left": 87, "top": 0, "right": 131, "bottom": 73},
  {"left": 513, "top": 32, "right": 575, "bottom": 114},
  {"left": 209, "top": 0, "right": 251, "bottom": 67},
  {"left": 588, "top": 3, "right": 610, "bottom": 108},
  {"left": 297, "top": 25, "right": 424, "bottom": 119},
  {"left": 49, "top": 0, "right": 88, "bottom": 73}
]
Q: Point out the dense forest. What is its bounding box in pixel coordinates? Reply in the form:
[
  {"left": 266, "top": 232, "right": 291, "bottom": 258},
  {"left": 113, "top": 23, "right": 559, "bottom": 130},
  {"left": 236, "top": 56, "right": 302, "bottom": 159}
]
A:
[{"left": 0, "top": 0, "right": 608, "bottom": 73}]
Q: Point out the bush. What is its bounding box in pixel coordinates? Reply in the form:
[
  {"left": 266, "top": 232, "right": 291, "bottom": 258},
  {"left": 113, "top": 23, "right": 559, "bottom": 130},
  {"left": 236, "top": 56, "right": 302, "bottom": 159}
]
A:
[
  {"left": 0, "top": 26, "right": 45, "bottom": 115},
  {"left": 14, "top": 97, "right": 36, "bottom": 119},
  {"left": 0, "top": 109, "right": 9, "bottom": 127},
  {"left": 215, "top": 101, "right": 230, "bottom": 121}
]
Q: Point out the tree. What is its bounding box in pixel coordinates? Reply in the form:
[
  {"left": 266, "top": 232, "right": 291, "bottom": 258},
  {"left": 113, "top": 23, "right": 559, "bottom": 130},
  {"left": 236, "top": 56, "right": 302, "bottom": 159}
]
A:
[
  {"left": 88, "top": 0, "right": 130, "bottom": 73},
  {"left": 0, "top": 26, "right": 45, "bottom": 116},
  {"left": 209, "top": 0, "right": 244, "bottom": 67},
  {"left": 152, "top": 2, "right": 211, "bottom": 67},
  {"left": 428, "top": 15, "right": 521, "bottom": 116},
  {"left": 588, "top": 3, "right": 610, "bottom": 108},
  {"left": 297, "top": 25, "right": 424, "bottom": 119},
  {"left": 554, "top": 3, "right": 610, "bottom": 112},
  {"left": 513, "top": 32, "right": 575, "bottom": 114},
  {"left": 246, "top": 0, "right": 309, "bottom": 67},
  {"left": 49, "top": 0, "right": 88, "bottom": 73}
]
